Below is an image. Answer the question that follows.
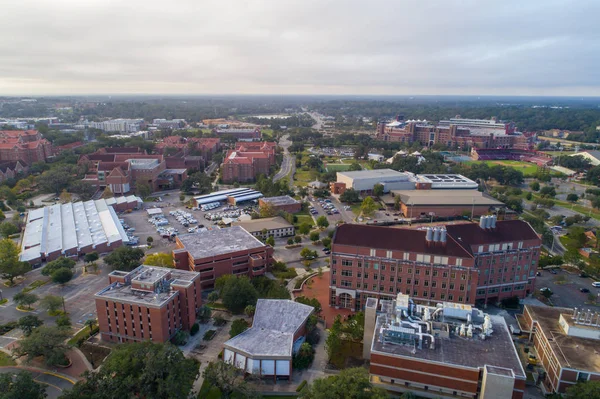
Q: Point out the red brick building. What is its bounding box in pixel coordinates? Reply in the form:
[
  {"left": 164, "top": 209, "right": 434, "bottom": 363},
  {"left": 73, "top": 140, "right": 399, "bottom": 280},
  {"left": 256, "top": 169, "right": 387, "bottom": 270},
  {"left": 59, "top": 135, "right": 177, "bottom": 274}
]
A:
[
  {"left": 173, "top": 226, "right": 274, "bottom": 289},
  {"left": 517, "top": 306, "right": 600, "bottom": 395},
  {"left": 365, "top": 295, "right": 526, "bottom": 398},
  {"left": 95, "top": 265, "right": 201, "bottom": 343},
  {"left": 329, "top": 219, "right": 541, "bottom": 310},
  {"left": 258, "top": 195, "right": 302, "bottom": 214},
  {"left": 221, "top": 142, "right": 277, "bottom": 183},
  {"left": 0, "top": 130, "right": 53, "bottom": 164},
  {"left": 156, "top": 136, "right": 221, "bottom": 167},
  {"left": 0, "top": 161, "right": 28, "bottom": 183},
  {"left": 376, "top": 118, "right": 530, "bottom": 150}
]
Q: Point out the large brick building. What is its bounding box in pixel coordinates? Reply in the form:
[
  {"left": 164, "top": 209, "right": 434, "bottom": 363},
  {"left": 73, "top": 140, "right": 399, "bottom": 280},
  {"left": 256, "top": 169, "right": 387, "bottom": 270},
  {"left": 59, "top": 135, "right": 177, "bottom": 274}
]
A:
[
  {"left": 0, "top": 130, "right": 53, "bottom": 164},
  {"left": 95, "top": 265, "right": 202, "bottom": 343},
  {"left": 517, "top": 305, "right": 600, "bottom": 395},
  {"left": 155, "top": 136, "right": 221, "bottom": 167},
  {"left": 376, "top": 117, "right": 530, "bottom": 150},
  {"left": 221, "top": 142, "right": 277, "bottom": 183},
  {"left": 329, "top": 218, "right": 541, "bottom": 310},
  {"left": 80, "top": 147, "right": 187, "bottom": 194},
  {"left": 173, "top": 226, "right": 274, "bottom": 289},
  {"left": 364, "top": 295, "right": 526, "bottom": 399}
]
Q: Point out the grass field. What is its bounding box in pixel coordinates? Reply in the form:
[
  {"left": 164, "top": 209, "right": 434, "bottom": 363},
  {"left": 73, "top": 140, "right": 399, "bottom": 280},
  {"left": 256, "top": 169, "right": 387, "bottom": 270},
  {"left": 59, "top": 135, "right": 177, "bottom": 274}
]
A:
[
  {"left": 466, "top": 160, "right": 540, "bottom": 176},
  {"left": 325, "top": 164, "right": 353, "bottom": 172},
  {"left": 0, "top": 352, "right": 15, "bottom": 366}
]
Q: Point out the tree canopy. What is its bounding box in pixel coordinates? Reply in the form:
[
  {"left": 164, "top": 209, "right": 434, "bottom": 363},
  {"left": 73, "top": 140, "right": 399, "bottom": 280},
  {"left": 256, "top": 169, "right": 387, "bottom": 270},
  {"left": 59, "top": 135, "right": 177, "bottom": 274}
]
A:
[
  {"left": 0, "top": 371, "right": 47, "bottom": 399},
  {"left": 566, "top": 380, "right": 600, "bottom": 398},
  {"left": 144, "top": 252, "right": 174, "bottom": 267},
  {"left": 0, "top": 239, "right": 30, "bottom": 284},
  {"left": 217, "top": 275, "right": 258, "bottom": 314},
  {"left": 103, "top": 247, "right": 144, "bottom": 271},
  {"left": 14, "top": 326, "right": 69, "bottom": 366},
  {"left": 60, "top": 341, "right": 199, "bottom": 399},
  {"left": 360, "top": 196, "right": 378, "bottom": 217},
  {"left": 299, "top": 367, "right": 388, "bottom": 399}
]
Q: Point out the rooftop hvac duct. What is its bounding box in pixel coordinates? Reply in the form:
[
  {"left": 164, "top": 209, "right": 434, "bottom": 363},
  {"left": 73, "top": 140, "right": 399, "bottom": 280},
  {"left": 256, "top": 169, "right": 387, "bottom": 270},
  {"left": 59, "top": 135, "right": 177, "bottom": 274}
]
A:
[
  {"left": 479, "top": 215, "right": 487, "bottom": 229},
  {"left": 426, "top": 227, "right": 433, "bottom": 242},
  {"left": 433, "top": 227, "right": 441, "bottom": 242}
]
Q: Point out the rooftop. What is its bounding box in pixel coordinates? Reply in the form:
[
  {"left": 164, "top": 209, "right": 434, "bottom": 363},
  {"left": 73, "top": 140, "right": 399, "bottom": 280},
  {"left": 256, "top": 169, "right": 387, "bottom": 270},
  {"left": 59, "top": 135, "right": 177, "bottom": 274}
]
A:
[
  {"left": 234, "top": 216, "right": 293, "bottom": 233},
  {"left": 519, "top": 306, "right": 600, "bottom": 373},
  {"left": 391, "top": 190, "right": 503, "bottom": 206},
  {"left": 446, "top": 220, "right": 540, "bottom": 247},
  {"left": 224, "top": 299, "right": 314, "bottom": 357},
  {"left": 337, "top": 168, "right": 410, "bottom": 181},
  {"left": 175, "top": 226, "right": 265, "bottom": 259},
  {"left": 260, "top": 195, "right": 299, "bottom": 206},
  {"left": 95, "top": 265, "right": 199, "bottom": 307}
]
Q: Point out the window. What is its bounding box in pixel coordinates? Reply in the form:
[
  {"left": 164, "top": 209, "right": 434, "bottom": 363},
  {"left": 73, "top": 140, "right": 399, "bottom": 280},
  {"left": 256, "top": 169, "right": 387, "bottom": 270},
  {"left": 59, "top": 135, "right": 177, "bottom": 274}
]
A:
[
  {"left": 364, "top": 273, "right": 369, "bottom": 279},
  {"left": 391, "top": 266, "right": 395, "bottom": 272},
  {"left": 373, "top": 274, "right": 378, "bottom": 280},
  {"left": 423, "top": 291, "right": 428, "bottom": 297},
  {"left": 459, "top": 284, "right": 465, "bottom": 291},
  {"left": 407, "top": 278, "right": 412, "bottom": 284},
  {"left": 390, "top": 276, "right": 395, "bottom": 282},
  {"left": 414, "top": 279, "right": 419, "bottom": 286},
  {"left": 403, "top": 253, "right": 409, "bottom": 261},
  {"left": 370, "top": 249, "right": 376, "bottom": 256},
  {"left": 408, "top": 268, "right": 412, "bottom": 274},
  {"left": 477, "top": 289, "right": 486, "bottom": 295},
  {"left": 424, "top": 280, "right": 429, "bottom": 287},
  {"left": 431, "top": 281, "right": 437, "bottom": 288},
  {"left": 450, "top": 272, "right": 456, "bottom": 279},
  {"left": 397, "top": 277, "right": 402, "bottom": 283},
  {"left": 386, "top": 250, "right": 392, "bottom": 258},
  {"left": 341, "top": 270, "right": 353, "bottom": 277},
  {"left": 425, "top": 269, "right": 430, "bottom": 276},
  {"left": 363, "top": 283, "right": 368, "bottom": 289},
  {"left": 458, "top": 296, "right": 463, "bottom": 302},
  {"left": 461, "top": 274, "right": 466, "bottom": 280},
  {"left": 423, "top": 255, "right": 431, "bottom": 263},
  {"left": 440, "top": 293, "right": 446, "bottom": 300},
  {"left": 341, "top": 280, "right": 352, "bottom": 287},
  {"left": 358, "top": 262, "right": 362, "bottom": 268},
  {"left": 443, "top": 271, "right": 448, "bottom": 278},
  {"left": 373, "top": 263, "right": 379, "bottom": 270},
  {"left": 380, "top": 275, "right": 385, "bottom": 281},
  {"left": 341, "top": 259, "right": 353, "bottom": 267},
  {"left": 373, "top": 284, "right": 377, "bottom": 291},
  {"left": 456, "top": 259, "right": 462, "bottom": 266},
  {"left": 357, "top": 272, "right": 362, "bottom": 278},
  {"left": 432, "top": 270, "right": 438, "bottom": 277},
  {"left": 381, "top": 265, "right": 386, "bottom": 271},
  {"left": 449, "top": 283, "right": 455, "bottom": 290},
  {"left": 448, "top": 294, "right": 454, "bottom": 301}
]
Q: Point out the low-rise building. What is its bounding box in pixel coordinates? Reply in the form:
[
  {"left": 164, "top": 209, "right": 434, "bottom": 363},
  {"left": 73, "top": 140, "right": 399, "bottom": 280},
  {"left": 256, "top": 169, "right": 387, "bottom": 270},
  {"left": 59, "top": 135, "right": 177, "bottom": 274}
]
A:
[
  {"left": 173, "top": 226, "right": 274, "bottom": 289},
  {"left": 365, "top": 294, "right": 526, "bottom": 399},
  {"left": 258, "top": 195, "right": 302, "bottom": 214},
  {"left": 223, "top": 299, "right": 314, "bottom": 380},
  {"left": 234, "top": 216, "right": 295, "bottom": 239},
  {"left": 386, "top": 190, "right": 504, "bottom": 218},
  {"left": 95, "top": 265, "right": 201, "bottom": 343},
  {"left": 517, "top": 305, "right": 600, "bottom": 395},
  {"left": 213, "top": 127, "right": 261, "bottom": 141}
]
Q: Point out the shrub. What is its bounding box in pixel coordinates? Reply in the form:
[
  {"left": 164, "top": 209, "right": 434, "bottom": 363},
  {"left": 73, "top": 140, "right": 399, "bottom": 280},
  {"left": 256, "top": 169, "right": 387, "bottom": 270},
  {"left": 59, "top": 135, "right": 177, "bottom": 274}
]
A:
[
  {"left": 296, "top": 380, "right": 308, "bottom": 392},
  {"left": 190, "top": 323, "right": 200, "bottom": 336},
  {"left": 203, "top": 330, "right": 216, "bottom": 341},
  {"left": 229, "top": 319, "right": 249, "bottom": 338},
  {"left": 213, "top": 316, "right": 227, "bottom": 326}
]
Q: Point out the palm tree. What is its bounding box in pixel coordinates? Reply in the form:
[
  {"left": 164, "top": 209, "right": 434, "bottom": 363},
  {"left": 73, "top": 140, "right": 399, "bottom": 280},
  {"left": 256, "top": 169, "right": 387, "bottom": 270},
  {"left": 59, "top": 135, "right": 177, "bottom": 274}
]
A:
[{"left": 84, "top": 319, "right": 97, "bottom": 334}]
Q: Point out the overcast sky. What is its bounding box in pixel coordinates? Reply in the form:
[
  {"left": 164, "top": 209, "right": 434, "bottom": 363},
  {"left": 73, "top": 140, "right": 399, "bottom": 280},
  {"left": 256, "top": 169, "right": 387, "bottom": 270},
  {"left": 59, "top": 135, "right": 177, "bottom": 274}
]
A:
[{"left": 1, "top": 0, "right": 598, "bottom": 96}]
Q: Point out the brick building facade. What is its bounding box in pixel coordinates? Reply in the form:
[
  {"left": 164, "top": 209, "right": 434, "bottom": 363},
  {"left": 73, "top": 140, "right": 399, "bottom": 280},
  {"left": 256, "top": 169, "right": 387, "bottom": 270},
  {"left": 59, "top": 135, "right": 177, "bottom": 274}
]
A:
[
  {"left": 329, "top": 219, "right": 541, "bottom": 310},
  {"left": 221, "top": 142, "right": 277, "bottom": 183},
  {"left": 0, "top": 130, "right": 53, "bottom": 164}
]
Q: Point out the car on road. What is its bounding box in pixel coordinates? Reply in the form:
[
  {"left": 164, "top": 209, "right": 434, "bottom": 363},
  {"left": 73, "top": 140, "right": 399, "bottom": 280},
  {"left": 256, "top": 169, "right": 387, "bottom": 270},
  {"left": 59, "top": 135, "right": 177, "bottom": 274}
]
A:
[{"left": 580, "top": 288, "right": 590, "bottom": 293}]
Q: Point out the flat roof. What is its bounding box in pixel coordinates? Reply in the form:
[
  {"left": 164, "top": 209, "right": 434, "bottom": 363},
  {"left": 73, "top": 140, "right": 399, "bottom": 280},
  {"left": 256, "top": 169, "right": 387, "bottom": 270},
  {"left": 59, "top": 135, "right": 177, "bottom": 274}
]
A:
[
  {"left": 337, "top": 168, "right": 410, "bottom": 180},
  {"left": 372, "top": 308, "right": 524, "bottom": 377},
  {"left": 176, "top": 226, "right": 265, "bottom": 259},
  {"left": 260, "top": 195, "right": 299, "bottom": 206},
  {"left": 520, "top": 306, "right": 600, "bottom": 373},
  {"left": 234, "top": 216, "right": 293, "bottom": 233},
  {"left": 392, "top": 190, "right": 503, "bottom": 206},
  {"left": 95, "top": 265, "right": 199, "bottom": 307},
  {"left": 224, "top": 299, "right": 314, "bottom": 357}
]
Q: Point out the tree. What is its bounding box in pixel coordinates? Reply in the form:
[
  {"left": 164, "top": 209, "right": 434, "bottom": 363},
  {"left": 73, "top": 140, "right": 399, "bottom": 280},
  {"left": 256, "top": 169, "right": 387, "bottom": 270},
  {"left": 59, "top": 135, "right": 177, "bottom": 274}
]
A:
[
  {"left": 85, "top": 319, "right": 97, "bottom": 334},
  {"left": 70, "top": 181, "right": 96, "bottom": 201},
  {"left": 294, "top": 235, "right": 302, "bottom": 243},
  {"left": 0, "top": 371, "right": 47, "bottom": 399},
  {"left": 259, "top": 202, "right": 277, "bottom": 218},
  {"left": 135, "top": 182, "right": 152, "bottom": 199},
  {"left": 299, "top": 223, "right": 311, "bottom": 235},
  {"left": 540, "top": 186, "right": 557, "bottom": 198},
  {"left": 529, "top": 181, "right": 540, "bottom": 191},
  {"left": 322, "top": 237, "right": 332, "bottom": 248},
  {"left": 0, "top": 239, "right": 31, "bottom": 285},
  {"left": 340, "top": 188, "right": 360, "bottom": 203},
  {"left": 229, "top": 319, "right": 249, "bottom": 338},
  {"left": 244, "top": 305, "right": 256, "bottom": 317},
  {"left": 38, "top": 167, "right": 74, "bottom": 194},
  {"left": 144, "top": 252, "right": 173, "bottom": 267},
  {"left": 287, "top": 237, "right": 294, "bottom": 245},
  {"left": 0, "top": 210, "right": 5, "bottom": 221},
  {"left": 203, "top": 361, "right": 259, "bottom": 399},
  {"left": 341, "top": 312, "right": 365, "bottom": 342},
  {"left": 207, "top": 291, "right": 219, "bottom": 304},
  {"left": 300, "top": 247, "right": 317, "bottom": 260},
  {"left": 197, "top": 305, "right": 212, "bottom": 323},
  {"left": 0, "top": 221, "right": 19, "bottom": 238},
  {"left": 299, "top": 367, "right": 388, "bottom": 399},
  {"left": 293, "top": 342, "right": 314, "bottom": 370},
  {"left": 84, "top": 252, "right": 99, "bottom": 264},
  {"left": 18, "top": 315, "right": 43, "bottom": 336},
  {"left": 373, "top": 183, "right": 384, "bottom": 197},
  {"left": 41, "top": 257, "right": 76, "bottom": 276},
  {"left": 59, "top": 189, "right": 72, "bottom": 204},
  {"left": 56, "top": 314, "right": 71, "bottom": 329},
  {"left": 146, "top": 236, "right": 154, "bottom": 246},
  {"left": 567, "top": 193, "right": 579, "bottom": 203},
  {"left": 51, "top": 268, "right": 74, "bottom": 285},
  {"left": 360, "top": 196, "right": 378, "bottom": 217},
  {"left": 61, "top": 341, "right": 200, "bottom": 399},
  {"left": 266, "top": 236, "right": 275, "bottom": 246},
  {"left": 218, "top": 276, "right": 258, "bottom": 314},
  {"left": 296, "top": 296, "right": 322, "bottom": 315},
  {"left": 316, "top": 215, "right": 329, "bottom": 228},
  {"left": 310, "top": 231, "right": 320, "bottom": 242},
  {"left": 13, "top": 291, "right": 38, "bottom": 310},
  {"left": 566, "top": 380, "right": 600, "bottom": 398},
  {"left": 14, "top": 326, "right": 69, "bottom": 366},
  {"left": 39, "top": 295, "right": 64, "bottom": 314},
  {"left": 325, "top": 315, "right": 343, "bottom": 362},
  {"left": 104, "top": 246, "right": 144, "bottom": 271}
]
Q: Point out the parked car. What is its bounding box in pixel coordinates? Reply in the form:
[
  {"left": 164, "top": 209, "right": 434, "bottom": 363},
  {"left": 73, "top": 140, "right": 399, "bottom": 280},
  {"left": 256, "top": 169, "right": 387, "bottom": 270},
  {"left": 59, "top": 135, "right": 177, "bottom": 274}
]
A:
[
  {"left": 592, "top": 282, "right": 600, "bottom": 288},
  {"left": 580, "top": 288, "right": 590, "bottom": 293},
  {"left": 549, "top": 269, "right": 557, "bottom": 275}
]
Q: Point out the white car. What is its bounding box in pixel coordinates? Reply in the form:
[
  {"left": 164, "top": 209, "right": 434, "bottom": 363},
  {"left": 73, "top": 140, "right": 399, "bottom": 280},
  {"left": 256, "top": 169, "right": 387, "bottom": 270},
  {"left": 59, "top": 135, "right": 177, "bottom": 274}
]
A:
[{"left": 592, "top": 282, "right": 600, "bottom": 288}]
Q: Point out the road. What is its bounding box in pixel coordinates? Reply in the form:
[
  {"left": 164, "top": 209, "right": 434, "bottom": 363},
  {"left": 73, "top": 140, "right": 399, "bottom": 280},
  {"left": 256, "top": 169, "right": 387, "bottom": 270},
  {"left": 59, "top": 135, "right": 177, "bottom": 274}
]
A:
[
  {"left": 274, "top": 134, "right": 294, "bottom": 184},
  {"left": 0, "top": 367, "right": 75, "bottom": 399}
]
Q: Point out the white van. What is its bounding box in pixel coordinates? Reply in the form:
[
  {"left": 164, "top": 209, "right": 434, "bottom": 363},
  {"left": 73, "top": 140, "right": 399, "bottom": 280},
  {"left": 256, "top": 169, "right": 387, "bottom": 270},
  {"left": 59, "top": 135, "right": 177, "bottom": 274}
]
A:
[{"left": 592, "top": 282, "right": 600, "bottom": 288}]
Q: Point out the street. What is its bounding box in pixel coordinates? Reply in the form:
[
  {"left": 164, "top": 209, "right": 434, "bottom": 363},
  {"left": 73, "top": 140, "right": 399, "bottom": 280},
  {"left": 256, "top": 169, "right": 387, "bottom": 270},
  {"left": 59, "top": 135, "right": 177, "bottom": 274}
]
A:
[{"left": 273, "top": 134, "right": 294, "bottom": 183}]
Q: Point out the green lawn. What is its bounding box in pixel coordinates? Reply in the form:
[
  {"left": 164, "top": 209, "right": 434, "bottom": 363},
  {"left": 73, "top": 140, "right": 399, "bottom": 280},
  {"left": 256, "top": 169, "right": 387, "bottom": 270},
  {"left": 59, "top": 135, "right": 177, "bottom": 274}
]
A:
[
  {"left": 295, "top": 215, "right": 314, "bottom": 227},
  {"left": 0, "top": 352, "right": 16, "bottom": 366},
  {"left": 325, "top": 164, "right": 352, "bottom": 172},
  {"left": 293, "top": 169, "right": 317, "bottom": 187},
  {"left": 261, "top": 129, "right": 275, "bottom": 139},
  {"left": 465, "top": 160, "right": 540, "bottom": 177}
]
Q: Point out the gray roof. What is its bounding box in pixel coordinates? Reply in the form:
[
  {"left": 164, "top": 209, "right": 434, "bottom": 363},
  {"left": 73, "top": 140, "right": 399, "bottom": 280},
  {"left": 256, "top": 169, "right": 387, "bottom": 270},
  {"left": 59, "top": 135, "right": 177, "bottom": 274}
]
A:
[
  {"left": 391, "top": 190, "right": 503, "bottom": 206},
  {"left": 224, "top": 299, "right": 314, "bottom": 358},
  {"left": 337, "top": 168, "right": 408, "bottom": 180},
  {"left": 234, "top": 216, "right": 293, "bottom": 233},
  {"left": 175, "top": 226, "right": 265, "bottom": 259},
  {"left": 260, "top": 195, "right": 300, "bottom": 206}
]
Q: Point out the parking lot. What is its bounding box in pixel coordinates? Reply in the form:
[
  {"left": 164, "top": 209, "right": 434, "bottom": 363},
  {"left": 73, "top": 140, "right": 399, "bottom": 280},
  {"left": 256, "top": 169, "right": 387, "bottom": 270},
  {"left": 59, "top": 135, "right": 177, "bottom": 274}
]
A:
[{"left": 536, "top": 268, "right": 600, "bottom": 308}]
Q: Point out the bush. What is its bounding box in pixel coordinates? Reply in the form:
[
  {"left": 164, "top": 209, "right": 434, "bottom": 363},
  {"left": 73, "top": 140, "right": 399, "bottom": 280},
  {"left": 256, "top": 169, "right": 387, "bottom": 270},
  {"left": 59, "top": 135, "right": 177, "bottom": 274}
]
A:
[
  {"left": 0, "top": 321, "right": 18, "bottom": 335},
  {"left": 203, "top": 330, "right": 216, "bottom": 341},
  {"left": 172, "top": 330, "right": 188, "bottom": 346},
  {"left": 293, "top": 343, "right": 314, "bottom": 370},
  {"left": 500, "top": 296, "right": 520, "bottom": 309},
  {"left": 190, "top": 323, "right": 200, "bottom": 336},
  {"left": 296, "top": 380, "right": 308, "bottom": 392},
  {"left": 213, "top": 316, "right": 227, "bottom": 326},
  {"left": 229, "top": 319, "right": 249, "bottom": 338}
]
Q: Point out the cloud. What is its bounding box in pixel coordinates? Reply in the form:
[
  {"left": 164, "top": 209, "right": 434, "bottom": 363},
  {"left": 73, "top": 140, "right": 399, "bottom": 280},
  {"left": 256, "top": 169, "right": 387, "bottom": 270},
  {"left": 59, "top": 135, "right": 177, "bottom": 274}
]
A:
[{"left": 0, "top": 0, "right": 598, "bottom": 95}]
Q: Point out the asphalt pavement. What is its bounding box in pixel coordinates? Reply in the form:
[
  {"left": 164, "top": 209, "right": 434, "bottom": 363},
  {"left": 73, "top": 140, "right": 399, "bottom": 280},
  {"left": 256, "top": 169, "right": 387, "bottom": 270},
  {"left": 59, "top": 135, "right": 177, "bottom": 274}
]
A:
[{"left": 536, "top": 268, "right": 600, "bottom": 309}]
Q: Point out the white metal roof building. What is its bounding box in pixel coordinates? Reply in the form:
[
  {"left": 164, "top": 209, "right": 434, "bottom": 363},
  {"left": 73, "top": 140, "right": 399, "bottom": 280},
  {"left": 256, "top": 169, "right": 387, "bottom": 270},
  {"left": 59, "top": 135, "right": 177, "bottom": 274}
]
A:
[
  {"left": 20, "top": 199, "right": 130, "bottom": 264},
  {"left": 223, "top": 299, "right": 314, "bottom": 379},
  {"left": 336, "top": 169, "right": 414, "bottom": 193}
]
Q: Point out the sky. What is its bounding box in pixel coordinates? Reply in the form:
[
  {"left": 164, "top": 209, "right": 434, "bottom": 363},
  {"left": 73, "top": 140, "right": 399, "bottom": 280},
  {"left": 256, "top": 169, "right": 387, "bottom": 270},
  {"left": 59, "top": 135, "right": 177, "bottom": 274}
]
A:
[{"left": 1, "top": 0, "right": 599, "bottom": 96}]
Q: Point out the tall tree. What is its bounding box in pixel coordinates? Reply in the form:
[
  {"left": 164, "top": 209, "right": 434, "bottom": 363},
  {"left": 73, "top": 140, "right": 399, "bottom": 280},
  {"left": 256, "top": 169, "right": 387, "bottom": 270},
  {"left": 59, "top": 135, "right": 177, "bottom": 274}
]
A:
[
  {"left": 218, "top": 275, "right": 258, "bottom": 314},
  {"left": 0, "top": 221, "right": 19, "bottom": 238},
  {"left": 202, "top": 361, "right": 259, "bottom": 399},
  {"left": 299, "top": 367, "right": 388, "bottom": 399},
  {"left": 18, "top": 315, "right": 43, "bottom": 336},
  {"left": 0, "top": 371, "right": 47, "bottom": 399},
  {"left": 0, "top": 239, "right": 30, "bottom": 284},
  {"left": 13, "top": 291, "right": 38, "bottom": 310},
  {"left": 14, "top": 326, "right": 69, "bottom": 366},
  {"left": 566, "top": 380, "right": 600, "bottom": 398},
  {"left": 360, "top": 196, "right": 378, "bottom": 217},
  {"left": 103, "top": 247, "right": 144, "bottom": 271},
  {"left": 39, "top": 295, "right": 64, "bottom": 314},
  {"left": 144, "top": 252, "right": 174, "bottom": 267}
]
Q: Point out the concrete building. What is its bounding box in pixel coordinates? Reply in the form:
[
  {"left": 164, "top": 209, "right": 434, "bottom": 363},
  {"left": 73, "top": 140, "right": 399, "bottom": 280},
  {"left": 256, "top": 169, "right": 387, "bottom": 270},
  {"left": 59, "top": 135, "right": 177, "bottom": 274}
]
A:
[
  {"left": 570, "top": 150, "right": 600, "bottom": 166},
  {"left": 213, "top": 127, "right": 261, "bottom": 141},
  {"left": 95, "top": 265, "right": 201, "bottom": 343},
  {"left": 20, "top": 199, "right": 131, "bottom": 264},
  {"left": 223, "top": 299, "right": 314, "bottom": 380},
  {"left": 173, "top": 226, "right": 274, "bottom": 289},
  {"left": 0, "top": 130, "right": 53, "bottom": 164},
  {"left": 89, "top": 118, "right": 144, "bottom": 133},
  {"left": 517, "top": 305, "right": 600, "bottom": 395},
  {"left": 329, "top": 219, "right": 541, "bottom": 310},
  {"left": 387, "top": 190, "right": 504, "bottom": 219},
  {"left": 364, "top": 294, "right": 525, "bottom": 398},
  {"left": 193, "top": 188, "right": 263, "bottom": 207},
  {"left": 234, "top": 216, "right": 295, "bottom": 239},
  {"left": 259, "top": 195, "right": 302, "bottom": 214}
]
